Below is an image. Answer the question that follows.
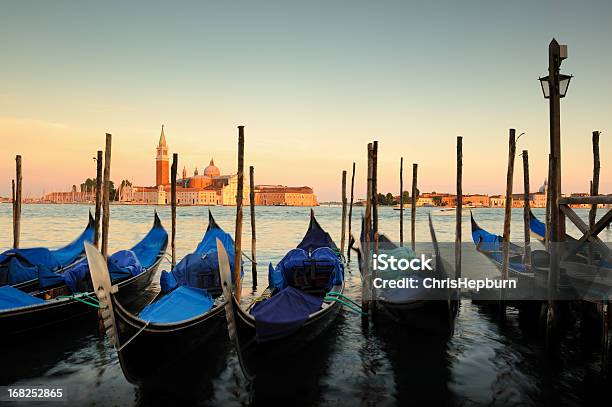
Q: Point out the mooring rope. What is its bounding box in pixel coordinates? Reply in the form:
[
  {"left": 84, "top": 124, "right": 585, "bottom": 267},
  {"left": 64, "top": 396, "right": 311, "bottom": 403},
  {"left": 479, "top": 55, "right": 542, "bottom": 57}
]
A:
[
  {"left": 116, "top": 321, "right": 151, "bottom": 352},
  {"left": 58, "top": 292, "right": 100, "bottom": 308},
  {"left": 324, "top": 291, "right": 368, "bottom": 315}
]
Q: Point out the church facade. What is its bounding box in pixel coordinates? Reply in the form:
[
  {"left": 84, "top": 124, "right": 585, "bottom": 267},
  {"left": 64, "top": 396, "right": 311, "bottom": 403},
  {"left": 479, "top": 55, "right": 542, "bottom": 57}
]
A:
[{"left": 130, "top": 126, "right": 318, "bottom": 206}]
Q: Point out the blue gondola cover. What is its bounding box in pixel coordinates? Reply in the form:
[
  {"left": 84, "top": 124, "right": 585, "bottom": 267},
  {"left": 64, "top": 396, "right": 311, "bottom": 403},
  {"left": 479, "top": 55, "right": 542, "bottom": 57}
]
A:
[
  {"left": 0, "top": 285, "right": 45, "bottom": 310},
  {"left": 171, "top": 223, "right": 242, "bottom": 288},
  {"left": 530, "top": 215, "right": 546, "bottom": 240},
  {"left": 471, "top": 219, "right": 526, "bottom": 273},
  {"left": 1, "top": 256, "right": 39, "bottom": 285},
  {"left": 130, "top": 225, "right": 168, "bottom": 269},
  {"left": 138, "top": 286, "right": 214, "bottom": 323},
  {"left": 49, "top": 221, "right": 95, "bottom": 267},
  {"left": 0, "top": 216, "right": 95, "bottom": 286},
  {"left": 160, "top": 270, "right": 178, "bottom": 293},
  {"left": 63, "top": 250, "right": 146, "bottom": 293},
  {"left": 268, "top": 247, "right": 343, "bottom": 290},
  {"left": 251, "top": 286, "right": 324, "bottom": 342},
  {"left": 108, "top": 250, "right": 144, "bottom": 280}
]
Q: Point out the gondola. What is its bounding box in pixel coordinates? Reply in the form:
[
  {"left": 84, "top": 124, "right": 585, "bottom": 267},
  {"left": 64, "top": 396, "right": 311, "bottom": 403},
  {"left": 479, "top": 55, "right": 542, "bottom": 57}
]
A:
[
  {"left": 356, "top": 214, "right": 457, "bottom": 336},
  {"left": 221, "top": 210, "right": 345, "bottom": 358},
  {"left": 0, "top": 212, "right": 167, "bottom": 337},
  {"left": 85, "top": 211, "right": 237, "bottom": 384},
  {"left": 471, "top": 213, "right": 535, "bottom": 280},
  {"left": 0, "top": 212, "right": 95, "bottom": 292}
]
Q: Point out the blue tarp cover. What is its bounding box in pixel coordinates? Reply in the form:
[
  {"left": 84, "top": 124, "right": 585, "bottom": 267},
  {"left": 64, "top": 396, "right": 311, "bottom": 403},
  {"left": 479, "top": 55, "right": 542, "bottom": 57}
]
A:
[
  {"left": 268, "top": 247, "right": 344, "bottom": 290},
  {"left": 530, "top": 214, "right": 546, "bottom": 240},
  {"left": 0, "top": 285, "right": 45, "bottom": 310},
  {"left": 108, "top": 250, "right": 144, "bottom": 281},
  {"left": 0, "top": 216, "right": 94, "bottom": 286},
  {"left": 160, "top": 270, "right": 178, "bottom": 293},
  {"left": 61, "top": 219, "right": 167, "bottom": 293},
  {"left": 49, "top": 220, "right": 95, "bottom": 267},
  {"left": 130, "top": 225, "right": 168, "bottom": 269},
  {"left": 138, "top": 286, "right": 214, "bottom": 323},
  {"left": 472, "top": 223, "right": 526, "bottom": 273},
  {"left": 1, "top": 256, "right": 39, "bottom": 285},
  {"left": 297, "top": 215, "right": 337, "bottom": 252},
  {"left": 171, "top": 222, "right": 241, "bottom": 288},
  {"left": 63, "top": 250, "right": 146, "bottom": 293},
  {"left": 251, "top": 286, "right": 324, "bottom": 342}
]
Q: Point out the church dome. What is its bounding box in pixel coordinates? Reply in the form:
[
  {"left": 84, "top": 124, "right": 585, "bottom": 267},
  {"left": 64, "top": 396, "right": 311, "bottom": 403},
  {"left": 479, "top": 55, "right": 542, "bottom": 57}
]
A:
[{"left": 203, "top": 159, "right": 220, "bottom": 177}]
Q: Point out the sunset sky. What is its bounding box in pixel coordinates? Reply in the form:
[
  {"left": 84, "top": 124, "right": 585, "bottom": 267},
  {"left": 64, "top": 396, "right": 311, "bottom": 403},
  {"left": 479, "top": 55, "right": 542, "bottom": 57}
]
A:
[{"left": 1, "top": 1, "right": 611, "bottom": 201}]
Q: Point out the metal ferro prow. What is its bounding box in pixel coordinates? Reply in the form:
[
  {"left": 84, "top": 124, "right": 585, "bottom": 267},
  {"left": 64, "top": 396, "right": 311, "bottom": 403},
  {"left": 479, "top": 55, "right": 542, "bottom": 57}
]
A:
[
  {"left": 216, "top": 238, "right": 237, "bottom": 342},
  {"left": 84, "top": 242, "right": 120, "bottom": 348}
]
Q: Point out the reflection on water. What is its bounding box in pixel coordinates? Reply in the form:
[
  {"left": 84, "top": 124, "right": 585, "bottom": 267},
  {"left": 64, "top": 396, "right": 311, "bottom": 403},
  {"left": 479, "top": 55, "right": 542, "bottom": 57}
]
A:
[{"left": 0, "top": 204, "right": 610, "bottom": 406}]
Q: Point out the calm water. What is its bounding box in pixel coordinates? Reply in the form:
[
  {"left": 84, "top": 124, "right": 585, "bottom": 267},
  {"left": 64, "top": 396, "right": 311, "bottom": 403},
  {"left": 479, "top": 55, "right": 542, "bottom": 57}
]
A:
[{"left": 0, "top": 204, "right": 610, "bottom": 406}]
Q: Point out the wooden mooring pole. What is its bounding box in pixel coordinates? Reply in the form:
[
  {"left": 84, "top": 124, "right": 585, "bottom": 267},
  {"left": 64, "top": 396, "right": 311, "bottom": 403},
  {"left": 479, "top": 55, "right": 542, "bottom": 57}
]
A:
[
  {"left": 400, "top": 157, "right": 404, "bottom": 247},
  {"left": 456, "top": 137, "right": 462, "bottom": 279},
  {"left": 249, "top": 165, "right": 257, "bottom": 288},
  {"left": 11, "top": 180, "right": 15, "bottom": 245},
  {"left": 347, "top": 162, "right": 355, "bottom": 261},
  {"left": 171, "top": 153, "right": 178, "bottom": 269},
  {"left": 341, "top": 170, "right": 347, "bottom": 257},
  {"left": 500, "top": 129, "right": 516, "bottom": 317},
  {"left": 546, "top": 154, "right": 560, "bottom": 346},
  {"left": 363, "top": 143, "right": 374, "bottom": 314},
  {"left": 372, "top": 141, "right": 379, "bottom": 252},
  {"left": 94, "top": 150, "right": 103, "bottom": 248},
  {"left": 589, "top": 131, "right": 600, "bottom": 229},
  {"left": 101, "top": 133, "right": 112, "bottom": 259},
  {"left": 13, "top": 155, "right": 22, "bottom": 249},
  {"left": 234, "top": 126, "right": 245, "bottom": 302},
  {"left": 411, "top": 163, "right": 418, "bottom": 250},
  {"left": 522, "top": 150, "right": 531, "bottom": 270}
]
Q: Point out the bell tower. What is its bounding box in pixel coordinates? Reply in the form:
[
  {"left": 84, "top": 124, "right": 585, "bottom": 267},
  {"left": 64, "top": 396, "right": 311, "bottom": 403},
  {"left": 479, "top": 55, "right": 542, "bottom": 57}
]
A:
[{"left": 156, "top": 125, "right": 169, "bottom": 186}]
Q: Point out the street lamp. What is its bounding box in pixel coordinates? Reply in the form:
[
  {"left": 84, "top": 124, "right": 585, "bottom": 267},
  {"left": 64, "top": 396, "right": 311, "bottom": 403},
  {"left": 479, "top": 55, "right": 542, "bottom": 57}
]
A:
[
  {"left": 538, "top": 73, "right": 573, "bottom": 99},
  {"left": 539, "top": 38, "right": 572, "bottom": 246}
]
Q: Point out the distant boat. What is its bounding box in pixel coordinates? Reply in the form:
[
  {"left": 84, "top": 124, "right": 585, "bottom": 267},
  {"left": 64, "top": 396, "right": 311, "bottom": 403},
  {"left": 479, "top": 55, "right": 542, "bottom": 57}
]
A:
[
  {"left": 433, "top": 206, "right": 476, "bottom": 215},
  {"left": 392, "top": 203, "right": 412, "bottom": 210}
]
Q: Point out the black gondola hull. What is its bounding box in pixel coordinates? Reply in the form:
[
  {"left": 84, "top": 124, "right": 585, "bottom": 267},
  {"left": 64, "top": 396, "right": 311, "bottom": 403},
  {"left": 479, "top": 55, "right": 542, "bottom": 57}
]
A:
[
  {"left": 0, "top": 260, "right": 161, "bottom": 338},
  {"left": 112, "top": 299, "right": 227, "bottom": 384}
]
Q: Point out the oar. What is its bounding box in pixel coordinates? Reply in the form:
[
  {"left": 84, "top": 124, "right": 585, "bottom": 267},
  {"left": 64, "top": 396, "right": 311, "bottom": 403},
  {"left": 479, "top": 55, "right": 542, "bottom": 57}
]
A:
[
  {"left": 84, "top": 242, "right": 121, "bottom": 349},
  {"left": 216, "top": 238, "right": 254, "bottom": 381}
]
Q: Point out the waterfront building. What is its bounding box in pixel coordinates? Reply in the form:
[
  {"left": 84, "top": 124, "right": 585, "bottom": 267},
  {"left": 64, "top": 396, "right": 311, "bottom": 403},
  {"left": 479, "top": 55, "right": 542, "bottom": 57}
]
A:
[
  {"left": 129, "top": 126, "right": 318, "bottom": 206},
  {"left": 490, "top": 195, "right": 505, "bottom": 207}
]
